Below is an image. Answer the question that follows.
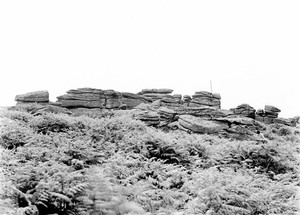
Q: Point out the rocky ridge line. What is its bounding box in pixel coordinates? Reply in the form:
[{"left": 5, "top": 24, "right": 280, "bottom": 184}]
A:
[{"left": 14, "top": 88, "right": 298, "bottom": 139}]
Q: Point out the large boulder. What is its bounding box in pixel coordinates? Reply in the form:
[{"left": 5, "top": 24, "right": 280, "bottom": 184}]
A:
[
  {"left": 104, "top": 90, "right": 123, "bottom": 109},
  {"left": 176, "top": 106, "right": 233, "bottom": 119},
  {"left": 178, "top": 115, "right": 228, "bottom": 134},
  {"left": 216, "top": 116, "right": 266, "bottom": 133},
  {"left": 57, "top": 88, "right": 105, "bottom": 108},
  {"left": 138, "top": 88, "right": 176, "bottom": 104},
  {"left": 265, "top": 105, "right": 281, "bottom": 113},
  {"left": 264, "top": 105, "right": 281, "bottom": 118},
  {"left": 15, "top": 91, "right": 49, "bottom": 103},
  {"left": 189, "top": 91, "right": 221, "bottom": 108},
  {"left": 121, "top": 92, "right": 151, "bottom": 109},
  {"left": 230, "top": 104, "right": 256, "bottom": 118},
  {"left": 193, "top": 91, "right": 221, "bottom": 99},
  {"left": 255, "top": 105, "right": 281, "bottom": 124}
]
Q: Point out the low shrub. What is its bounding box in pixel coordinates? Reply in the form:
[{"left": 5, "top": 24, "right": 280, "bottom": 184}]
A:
[{"left": 0, "top": 108, "right": 299, "bottom": 215}]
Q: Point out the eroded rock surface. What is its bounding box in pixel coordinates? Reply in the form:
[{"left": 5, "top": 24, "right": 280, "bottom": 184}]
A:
[
  {"left": 15, "top": 91, "right": 49, "bottom": 103},
  {"left": 231, "top": 104, "right": 256, "bottom": 118},
  {"left": 13, "top": 88, "right": 297, "bottom": 140},
  {"left": 178, "top": 115, "right": 228, "bottom": 134}
]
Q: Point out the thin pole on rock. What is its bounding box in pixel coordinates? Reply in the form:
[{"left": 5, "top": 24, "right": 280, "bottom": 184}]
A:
[{"left": 210, "top": 80, "right": 213, "bottom": 94}]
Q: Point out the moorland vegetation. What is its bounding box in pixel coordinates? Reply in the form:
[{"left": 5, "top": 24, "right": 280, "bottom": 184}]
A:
[{"left": 0, "top": 105, "right": 299, "bottom": 215}]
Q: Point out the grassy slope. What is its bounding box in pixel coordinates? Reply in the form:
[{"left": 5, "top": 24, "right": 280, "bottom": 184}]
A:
[{"left": 0, "top": 107, "right": 299, "bottom": 215}]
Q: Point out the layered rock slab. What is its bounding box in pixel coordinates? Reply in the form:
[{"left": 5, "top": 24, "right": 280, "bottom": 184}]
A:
[
  {"left": 189, "top": 91, "right": 221, "bottom": 108},
  {"left": 178, "top": 115, "right": 228, "bottom": 134},
  {"left": 15, "top": 91, "right": 49, "bottom": 103},
  {"left": 57, "top": 88, "right": 105, "bottom": 108},
  {"left": 121, "top": 92, "right": 151, "bottom": 109},
  {"left": 230, "top": 104, "right": 256, "bottom": 118}
]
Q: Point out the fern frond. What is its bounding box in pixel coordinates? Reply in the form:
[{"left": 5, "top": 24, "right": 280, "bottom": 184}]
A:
[
  {"left": 65, "top": 183, "right": 88, "bottom": 198},
  {"left": 222, "top": 204, "right": 251, "bottom": 215},
  {"left": 49, "top": 192, "right": 72, "bottom": 203}
]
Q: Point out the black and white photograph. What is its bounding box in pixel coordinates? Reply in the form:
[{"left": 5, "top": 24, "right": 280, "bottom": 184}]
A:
[{"left": 0, "top": 1, "right": 299, "bottom": 214}]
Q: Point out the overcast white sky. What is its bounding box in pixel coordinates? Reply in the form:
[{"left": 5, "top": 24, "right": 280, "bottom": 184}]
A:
[{"left": 0, "top": 1, "right": 299, "bottom": 117}]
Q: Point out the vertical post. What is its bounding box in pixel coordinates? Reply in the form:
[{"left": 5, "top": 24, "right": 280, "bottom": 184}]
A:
[{"left": 210, "top": 80, "right": 213, "bottom": 94}]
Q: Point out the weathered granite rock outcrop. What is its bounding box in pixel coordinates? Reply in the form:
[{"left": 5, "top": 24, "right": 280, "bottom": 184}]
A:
[
  {"left": 133, "top": 102, "right": 266, "bottom": 139},
  {"left": 56, "top": 88, "right": 154, "bottom": 109},
  {"left": 138, "top": 88, "right": 183, "bottom": 109},
  {"left": 14, "top": 88, "right": 297, "bottom": 140}
]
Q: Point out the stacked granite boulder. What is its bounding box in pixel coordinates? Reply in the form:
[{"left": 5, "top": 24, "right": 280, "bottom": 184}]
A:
[
  {"left": 255, "top": 105, "right": 281, "bottom": 124},
  {"left": 57, "top": 88, "right": 105, "bottom": 108},
  {"left": 15, "top": 91, "right": 49, "bottom": 105},
  {"left": 230, "top": 104, "right": 256, "bottom": 118},
  {"left": 57, "top": 88, "right": 152, "bottom": 110},
  {"left": 189, "top": 91, "right": 221, "bottom": 108},
  {"left": 121, "top": 92, "right": 151, "bottom": 109},
  {"left": 138, "top": 88, "right": 182, "bottom": 107},
  {"left": 138, "top": 88, "right": 173, "bottom": 99},
  {"left": 265, "top": 105, "right": 281, "bottom": 118}
]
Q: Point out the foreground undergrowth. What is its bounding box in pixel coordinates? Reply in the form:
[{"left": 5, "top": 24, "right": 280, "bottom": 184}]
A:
[{"left": 0, "top": 106, "right": 299, "bottom": 215}]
